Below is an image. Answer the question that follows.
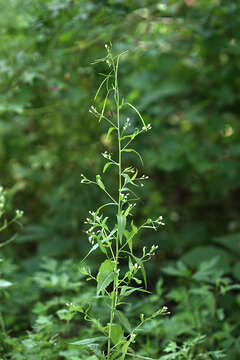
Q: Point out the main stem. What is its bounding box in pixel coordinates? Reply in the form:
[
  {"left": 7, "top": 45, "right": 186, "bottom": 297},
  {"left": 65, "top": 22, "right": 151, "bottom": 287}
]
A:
[{"left": 107, "top": 56, "right": 121, "bottom": 360}]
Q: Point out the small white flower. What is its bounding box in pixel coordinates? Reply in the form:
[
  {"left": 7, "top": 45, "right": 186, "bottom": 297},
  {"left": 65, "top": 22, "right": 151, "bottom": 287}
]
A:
[
  {"left": 16, "top": 209, "right": 24, "bottom": 218},
  {"left": 90, "top": 105, "right": 97, "bottom": 113},
  {"left": 143, "top": 246, "right": 146, "bottom": 255},
  {"left": 130, "top": 333, "right": 136, "bottom": 340},
  {"left": 142, "top": 124, "right": 152, "bottom": 131}
]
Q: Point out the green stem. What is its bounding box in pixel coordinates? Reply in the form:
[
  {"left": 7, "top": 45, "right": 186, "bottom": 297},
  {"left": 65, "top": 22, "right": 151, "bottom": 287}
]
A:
[
  {"left": 107, "top": 54, "right": 121, "bottom": 360},
  {"left": 102, "top": 188, "right": 118, "bottom": 204}
]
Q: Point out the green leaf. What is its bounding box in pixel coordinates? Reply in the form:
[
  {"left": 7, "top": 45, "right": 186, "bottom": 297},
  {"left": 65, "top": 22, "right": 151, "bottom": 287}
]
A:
[
  {"left": 116, "top": 310, "right": 131, "bottom": 332},
  {"left": 120, "top": 286, "right": 150, "bottom": 297},
  {"left": 126, "top": 102, "right": 146, "bottom": 128},
  {"left": 109, "top": 323, "right": 124, "bottom": 345},
  {"left": 97, "top": 271, "right": 114, "bottom": 295},
  {"left": 121, "top": 173, "right": 137, "bottom": 187},
  {"left": 181, "top": 246, "right": 231, "bottom": 273},
  {"left": 99, "top": 90, "right": 110, "bottom": 123},
  {"left": 131, "top": 168, "right": 138, "bottom": 181},
  {"left": 124, "top": 204, "right": 132, "bottom": 217},
  {"left": 56, "top": 309, "right": 75, "bottom": 321},
  {"left": 214, "top": 233, "right": 240, "bottom": 255},
  {"left": 97, "top": 260, "right": 115, "bottom": 279},
  {"left": 95, "top": 203, "right": 118, "bottom": 215},
  {"left": 120, "top": 129, "right": 139, "bottom": 141},
  {"left": 122, "top": 149, "right": 143, "bottom": 165},
  {"left": 96, "top": 175, "right": 105, "bottom": 190},
  {"left": 110, "top": 352, "right": 121, "bottom": 360},
  {"left": 70, "top": 336, "right": 105, "bottom": 346},
  {"left": 103, "top": 162, "right": 114, "bottom": 174},
  {"left": 233, "top": 262, "right": 240, "bottom": 281},
  {"left": 162, "top": 261, "right": 191, "bottom": 278},
  {"left": 125, "top": 354, "right": 155, "bottom": 360},
  {"left": 97, "top": 259, "right": 115, "bottom": 295},
  {"left": 126, "top": 221, "right": 138, "bottom": 253},
  {"left": 94, "top": 75, "right": 110, "bottom": 101},
  {"left": 117, "top": 214, "right": 126, "bottom": 245},
  {"left": 106, "top": 126, "right": 117, "bottom": 141},
  {"left": 122, "top": 341, "right": 130, "bottom": 355}
]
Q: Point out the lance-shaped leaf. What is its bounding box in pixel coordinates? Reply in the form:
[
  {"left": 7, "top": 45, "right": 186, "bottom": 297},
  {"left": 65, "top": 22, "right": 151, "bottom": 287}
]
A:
[
  {"left": 131, "top": 168, "right": 138, "bottom": 181},
  {"left": 121, "top": 173, "right": 137, "bottom": 186},
  {"left": 117, "top": 214, "right": 126, "bottom": 245},
  {"left": 126, "top": 102, "right": 146, "bottom": 127},
  {"left": 125, "top": 221, "right": 138, "bottom": 253},
  {"left": 99, "top": 89, "right": 110, "bottom": 122},
  {"left": 106, "top": 126, "right": 117, "bottom": 141},
  {"left": 122, "top": 149, "right": 143, "bottom": 165},
  {"left": 71, "top": 336, "right": 105, "bottom": 346},
  {"left": 103, "top": 162, "right": 114, "bottom": 174},
  {"left": 124, "top": 204, "right": 133, "bottom": 217},
  {"left": 96, "top": 175, "right": 105, "bottom": 190},
  {"left": 120, "top": 129, "right": 139, "bottom": 141},
  {"left": 120, "top": 286, "right": 150, "bottom": 297}
]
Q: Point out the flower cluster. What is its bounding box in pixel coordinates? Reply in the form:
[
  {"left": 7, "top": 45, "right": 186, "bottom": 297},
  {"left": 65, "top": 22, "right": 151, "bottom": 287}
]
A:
[
  {"left": 123, "top": 117, "right": 131, "bottom": 131},
  {"left": 120, "top": 192, "right": 129, "bottom": 202},
  {"left": 142, "top": 124, "right": 152, "bottom": 131},
  {"left": 124, "top": 166, "right": 135, "bottom": 174},
  {"left": 15, "top": 210, "right": 24, "bottom": 218},
  {"left": 80, "top": 174, "right": 92, "bottom": 184},
  {"left": 156, "top": 215, "right": 165, "bottom": 226},
  {"left": 89, "top": 105, "right": 98, "bottom": 115},
  {"left": 143, "top": 216, "right": 165, "bottom": 231},
  {"left": 84, "top": 211, "right": 108, "bottom": 245},
  {"left": 102, "top": 151, "right": 111, "bottom": 160},
  {"left": 143, "top": 244, "right": 159, "bottom": 257},
  {"left": 139, "top": 174, "right": 149, "bottom": 180}
]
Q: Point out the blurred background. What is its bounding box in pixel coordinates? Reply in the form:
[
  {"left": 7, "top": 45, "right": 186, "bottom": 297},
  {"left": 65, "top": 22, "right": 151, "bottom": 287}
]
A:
[{"left": 1, "top": 0, "right": 240, "bottom": 359}]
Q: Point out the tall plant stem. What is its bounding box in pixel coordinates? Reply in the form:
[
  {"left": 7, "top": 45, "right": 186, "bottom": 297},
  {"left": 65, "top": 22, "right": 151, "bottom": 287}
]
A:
[{"left": 107, "top": 54, "right": 121, "bottom": 360}]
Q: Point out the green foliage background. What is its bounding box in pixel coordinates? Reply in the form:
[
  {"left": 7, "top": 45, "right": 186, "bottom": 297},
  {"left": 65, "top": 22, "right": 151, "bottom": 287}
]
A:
[{"left": 1, "top": 0, "right": 240, "bottom": 358}]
